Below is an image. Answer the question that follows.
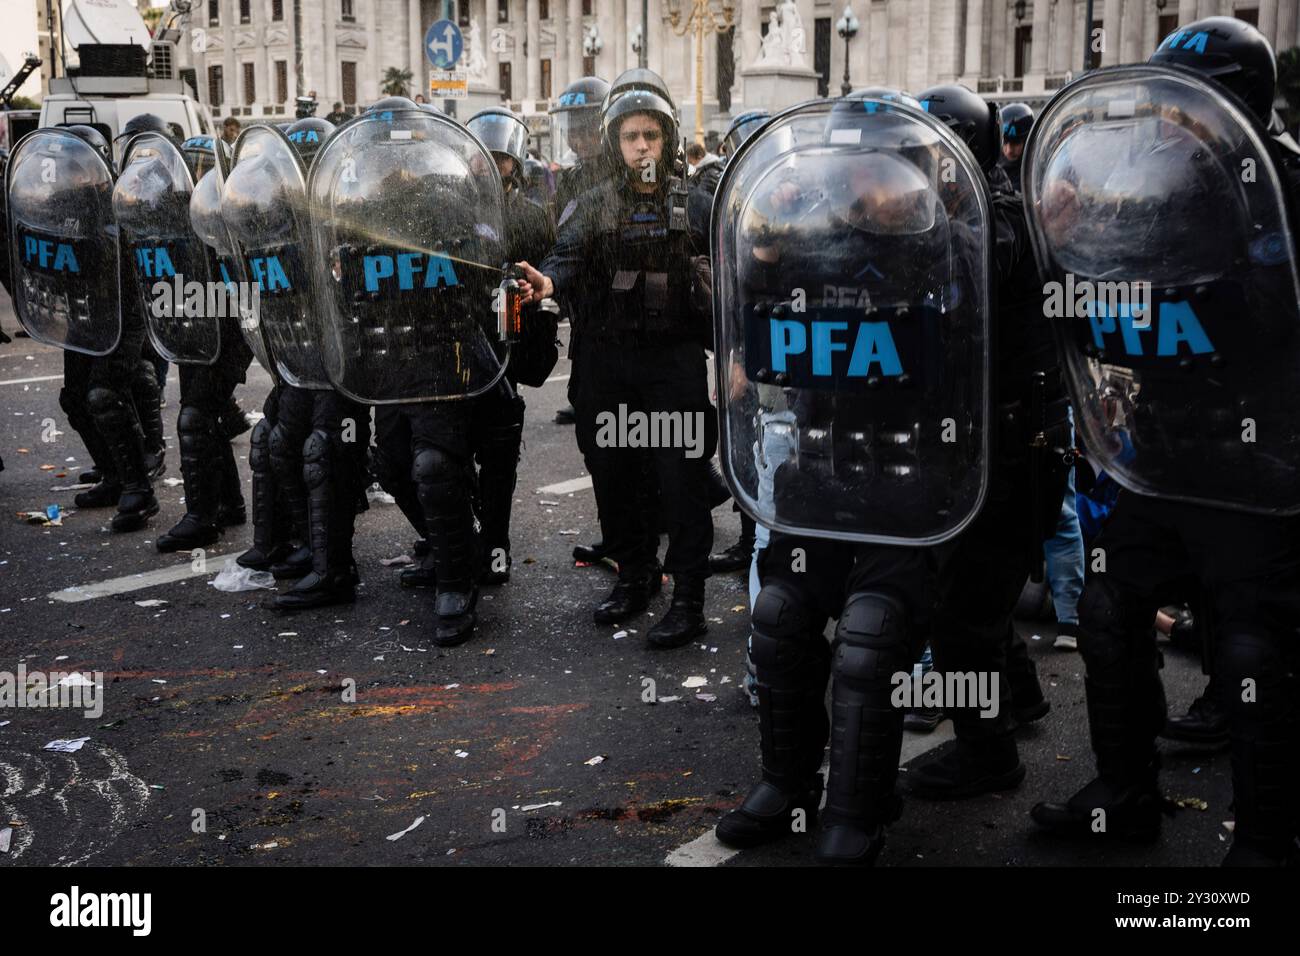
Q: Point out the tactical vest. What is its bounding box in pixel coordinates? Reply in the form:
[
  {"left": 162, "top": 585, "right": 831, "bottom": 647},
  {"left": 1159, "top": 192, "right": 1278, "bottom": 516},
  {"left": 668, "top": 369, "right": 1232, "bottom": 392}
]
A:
[{"left": 596, "top": 177, "right": 695, "bottom": 338}]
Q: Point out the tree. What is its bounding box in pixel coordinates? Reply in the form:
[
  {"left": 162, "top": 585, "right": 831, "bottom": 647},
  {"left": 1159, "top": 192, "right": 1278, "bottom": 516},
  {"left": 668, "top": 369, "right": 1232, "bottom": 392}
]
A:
[
  {"left": 381, "top": 67, "right": 413, "bottom": 98},
  {"left": 1278, "top": 47, "right": 1300, "bottom": 132}
]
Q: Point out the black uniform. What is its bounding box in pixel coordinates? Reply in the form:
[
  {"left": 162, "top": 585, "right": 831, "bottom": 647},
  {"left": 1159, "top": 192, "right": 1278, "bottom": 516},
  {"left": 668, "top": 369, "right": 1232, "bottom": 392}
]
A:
[{"left": 543, "top": 172, "right": 716, "bottom": 600}]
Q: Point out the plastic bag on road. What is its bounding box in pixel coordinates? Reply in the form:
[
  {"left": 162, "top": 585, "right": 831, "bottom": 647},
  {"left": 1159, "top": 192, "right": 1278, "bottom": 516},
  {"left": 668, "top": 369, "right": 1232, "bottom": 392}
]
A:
[{"left": 209, "top": 561, "right": 276, "bottom": 592}]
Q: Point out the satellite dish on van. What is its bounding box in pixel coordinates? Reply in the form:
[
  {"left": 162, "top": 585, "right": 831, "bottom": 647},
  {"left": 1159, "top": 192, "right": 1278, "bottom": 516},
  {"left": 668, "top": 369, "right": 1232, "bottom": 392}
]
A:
[
  {"left": 0, "top": 52, "right": 12, "bottom": 87},
  {"left": 62, "top": 0, "right": 153, "bottom": 51}
]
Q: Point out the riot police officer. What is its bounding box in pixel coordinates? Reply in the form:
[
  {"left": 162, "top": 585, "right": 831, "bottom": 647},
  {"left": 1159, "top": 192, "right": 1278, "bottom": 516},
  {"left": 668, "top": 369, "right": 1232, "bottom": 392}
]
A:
[
  {"left": 1027, "top": 17, "right": 1300, "bottom": 866},
  {"left": 517, "top": 76, "right": 716, "bottom": 648},
  {"left": 9, "top": 122, "right": 162, "bottom": 532},
  {"left": 113, "top": 127, "right": 253, "bottom": 553},
  {"left": 997, "top": 102, "right": 1033, "bottom": 191},
  {"left": 223, "top": 116, "right": 371, "bottom": 610}
]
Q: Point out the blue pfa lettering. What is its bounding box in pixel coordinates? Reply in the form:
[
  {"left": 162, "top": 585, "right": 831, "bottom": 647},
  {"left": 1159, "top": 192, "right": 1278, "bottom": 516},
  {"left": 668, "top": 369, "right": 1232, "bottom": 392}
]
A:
[
  {"left": 135, "top": 246, "right": 177, "bottom": 279},
  {"left": 362, "top": 252, "right": 459, "bottom": 291},
  {"left": 249, "top": 255, "right": 292, "bottom": 292},
  {"left": 770, "top": 318, "right": 903, "bottom": 378},
  {"left": 1088, "top": 301, "right": 1215, "bottom": 357},
  {"left": 24, "top": 237, "right": 80, "bottom": 273}
]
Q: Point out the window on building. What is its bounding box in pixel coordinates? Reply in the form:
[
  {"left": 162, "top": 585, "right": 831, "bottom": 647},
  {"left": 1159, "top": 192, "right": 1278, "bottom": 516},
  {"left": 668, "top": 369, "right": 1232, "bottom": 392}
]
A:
[
  {"left": 275, "top": 60, "right": 288, "bottom": 104},
  {"left": 1087, "top": 19, "right": 1102, "bottom": 70},
  {"left": 342, "top": 61, "right": 357, "bottom": 107},
  {"left": 272, "top": 0, "right": 283, "bottom": 22},
  {"left": 239, "top": 0, "right": 250, "bottom": 24},
  {"left": 208, "top": 64, "right": 224, "bottom": 107},
  {"left": 341, "top": 0, "right": 355, "bottom": 21},
  {"left": 459, "top": 2, "right": 470, "bottom": 27},
  {"left": 243, "top": 62, "right": 256, "bottom": 104},
  {"left": 1014, "top": 25, "right": 1032, "bottom": 78},
  {"left": 583, "top": 0, "right": 593, "bottom": 15},
  {"left": 500, "top": 61, "right": 513, "bottom": 100},
  {"left": 541, "top": 58, "right": 552, "bottom": 99},
  {"left": 583, "top": 55, "right": 596, "bottom": 75},
  {"left": 814, "top": 17, "right": 830, "bottom": 97},
  {"left": 499, "top": 4, "right": 509, "bottom": 24},
  {"left": 208, "top": 0, "right": 219, "bottom": 27},
  {"left": 540, "top": 0, "right": 550, "bottom": 20},
  {"left": 1157, "top": 13, "right": 1178, "bottom": 44},
  {"left": 1236, "top": 8, "right": 1259, "bottom": 27}
]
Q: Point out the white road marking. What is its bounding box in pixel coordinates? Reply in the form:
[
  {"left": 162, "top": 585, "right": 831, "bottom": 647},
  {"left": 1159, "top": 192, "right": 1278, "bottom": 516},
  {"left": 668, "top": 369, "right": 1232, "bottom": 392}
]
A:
[
  {"left": 664, "top": 720, "right": 955, "bottom": 867},
  {"left": 0, "top": 374, "right": 63, "bottom": 386},
  {"left": 48, "top": 555, "right": 233, "bottom": 603},
  {"left": 543, "top": 373, "right": 570, "bottom": 384},
  {"left": 536, "top": 475, "right": 592, "bottom": 496}
]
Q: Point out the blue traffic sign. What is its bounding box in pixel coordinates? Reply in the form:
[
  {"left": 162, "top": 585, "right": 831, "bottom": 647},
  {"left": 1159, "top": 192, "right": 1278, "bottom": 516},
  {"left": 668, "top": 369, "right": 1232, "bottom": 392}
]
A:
[{"left": 424, "top": 19, "right": 463, "bottom": 70}]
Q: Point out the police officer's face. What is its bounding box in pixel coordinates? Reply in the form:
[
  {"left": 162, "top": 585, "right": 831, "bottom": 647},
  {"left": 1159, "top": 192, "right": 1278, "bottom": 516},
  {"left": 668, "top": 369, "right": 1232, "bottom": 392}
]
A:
[
  {"left": 1003, "top": 141, "right": 1024, "bottom": 161},
  {"left": 618, "top": 113, "right": 664, "bottom": 171},
  {"left": 569, "top": 119, "right": 600, "bottom": 161},
  {"left": 495, "top": 154, "right": 517, "bottom": 186}
]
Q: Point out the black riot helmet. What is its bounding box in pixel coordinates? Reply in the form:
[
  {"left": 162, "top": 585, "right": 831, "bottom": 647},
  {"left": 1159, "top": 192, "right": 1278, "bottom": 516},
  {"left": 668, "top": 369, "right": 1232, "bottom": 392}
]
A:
[
  {"left": 603, "top": 68, "right": 678, "bottom": 118},
  {"left": 367, "top": 95, "right": 419, "bottom": 114},
  {"left": 918, "top": 83, "right": 1000, "bottom": 173},
  {"left": 999, "top": 102, "right": 1034, "bottom": 144},
  {"left": 123, "top": 113, "right": 169, "bottom": 137},
  {"left": 294, "top": 95, "right": 318, "bottom": 119},
  {"left": 285, "top": 116, "right": 336, "bottom": 167},
  {"left": 467, "top": 107, "right": 529, "bottom": 166},
  {"left": 602, "top": 88, "right": 678, "bottom": 185},
  {"left": 721, "top": 110, "right": 770, "bottom": 157},
  {"left": 63, "top": 124, "right": 113, "bottom": 166},
  {"left": 550, "top": 75, "right": 609, "bottom": 167},
  {"left": 1149, "top": 15, "right": 1277, "bottom": 121},
  {"left": 178, "top": 134, "right": 227, "bottom": 179}
]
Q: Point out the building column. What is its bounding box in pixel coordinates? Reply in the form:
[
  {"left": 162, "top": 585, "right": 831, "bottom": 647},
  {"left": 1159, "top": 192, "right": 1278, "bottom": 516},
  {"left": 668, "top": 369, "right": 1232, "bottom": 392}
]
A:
[
  {"left": 962, "top": 0, "right": 985, "bottom": 83},
  {"left": 364, "top": 0, "right": 379, "bottom": 104},
  {"left": 1277, "top": 0, "right": 1297, "bottom": 53},
  {"left": 1122, "top": 0, "right": 1146, "bottom": 64},
  {"left": 649, "top": 2, "right": 666, "bottom": 75},
  {"left": 223, "top": 0, "right": 237, "bottom": 114},
  {"left": 1177, "top": 0, "right": 1198, "bottom": 26},
  {"left": 1196, "top": 0, "right": 1219, "bottom": 19},
  {"left": 905, "top": 0, "right": 931, "bottom": 93},
  {"left": 1049, "top": 0, "right": 1074, "bottom": 74},
  {"left": 409, "top": 0, "right": 423, "bottom": 84},
  {"left": 568, "top": 0, "right": 583, "bottom": 84},
  {"left": 526, "top": 0, "right": 540, "bottom": 100},
  {"left": 553, "top": 0, "right": 567, "bottom": 95},
  {"left": 1258, "top": 0, "right": 1279, "bottom": 48},
  {"left": 1029, "top": 0, "right": 1050, "bottom": 77},
  {"left": 485, "top": 0, "right": 500, "bottom": 87},
  {"left": 1101, "top": 0, "right": 1122, "bottom": 66}
]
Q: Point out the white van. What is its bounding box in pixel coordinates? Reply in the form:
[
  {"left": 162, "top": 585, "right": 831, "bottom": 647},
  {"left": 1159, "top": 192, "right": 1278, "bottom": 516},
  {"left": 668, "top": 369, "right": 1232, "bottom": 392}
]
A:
[{"left": 39, "top": 74, "right": 215, "bottom": 162}]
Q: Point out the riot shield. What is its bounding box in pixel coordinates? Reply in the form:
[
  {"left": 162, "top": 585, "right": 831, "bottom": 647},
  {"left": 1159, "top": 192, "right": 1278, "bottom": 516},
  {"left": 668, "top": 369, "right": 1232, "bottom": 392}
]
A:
[
  {"left": 1024, "top": 65, "right": 1300, "bottom": 515},
  {"left": 190, "top": 157, "right": 275, "bottom": 377},
  {"left": 114, "top": 131, "right": 221, "bottom": 364},
  {"left": 6, "top": 128, "right": 121, "bottom": 355},
  {"left": 713, "top": 97, "right": 993, "bottom": 545},
  {"left": 223, "top": 124, "right": 330, "bottom": 388},
  {"left": 307, "top": 108, "right": 509, "bottom": 403}
]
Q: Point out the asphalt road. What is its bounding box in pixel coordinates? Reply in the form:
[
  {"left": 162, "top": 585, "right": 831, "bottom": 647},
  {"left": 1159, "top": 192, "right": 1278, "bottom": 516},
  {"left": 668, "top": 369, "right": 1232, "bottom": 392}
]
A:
[{"left": 0, "top": 294, "right": 1235, "bottom": 868}]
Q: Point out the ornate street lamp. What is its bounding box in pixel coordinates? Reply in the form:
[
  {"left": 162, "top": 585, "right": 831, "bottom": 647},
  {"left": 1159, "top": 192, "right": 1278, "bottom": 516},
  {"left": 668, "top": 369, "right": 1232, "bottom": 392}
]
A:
[
  {"left": 667, "top": 1, "right": 736, "bottom": 145},
  {"left": 836, "top": 4, "right": 859, "bottom": 97}
]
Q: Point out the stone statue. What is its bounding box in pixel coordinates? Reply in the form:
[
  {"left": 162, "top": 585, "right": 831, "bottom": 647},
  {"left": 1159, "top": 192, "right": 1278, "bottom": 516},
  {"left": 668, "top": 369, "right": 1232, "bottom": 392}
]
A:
[
  {"left": 466, "top": 17, "right": 488, "bottom": 81},
  {"left": 754, "top": 3, "right": 807, "bottom": 69}
]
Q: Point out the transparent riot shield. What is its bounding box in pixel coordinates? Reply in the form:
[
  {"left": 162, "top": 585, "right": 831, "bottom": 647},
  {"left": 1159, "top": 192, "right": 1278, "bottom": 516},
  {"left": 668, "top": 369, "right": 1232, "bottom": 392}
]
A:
[
  {"left": 307, "top": 108, "right": 509, "bottom": 403},
  {"left": 6, "top": 128, "right": 121, "bottom": 355},
  {"left": 114, "top": 131, "right": 221, "bottom": 364},
  {"left": 1024, "top": 65, "right": 1300, "bottom": 515},
  {"left": 713, "top": 97, "right": 993, "bottom": 545},
  {"left": 191, "top": 160, "right": 275, "bottom": 377},
  {"left": 224, "top": 124, "right": 330, "bottom": 388}
]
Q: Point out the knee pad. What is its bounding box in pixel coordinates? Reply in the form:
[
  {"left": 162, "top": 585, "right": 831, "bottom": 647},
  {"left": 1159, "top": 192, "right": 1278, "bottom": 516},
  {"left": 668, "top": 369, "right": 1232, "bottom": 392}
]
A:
[
  {"left": 303, "top": 429, "right": 333, "bottom": 491},
  {"left": 87, "top": 386, "right": 126, "bottom": 417},
  {"left": 178, "top": 404, "right": 211, "bottom": 437},
  {"left": 269, "top": 421, "right": 302, "bottom": 467},
  {"left": 750, "top": 581, "right": 823, "bottom": 672},
  {"left": 412, "top": 446, "right": 458, "bottom": 489},
  {"left": 832, "top": 590, "right": 909, "bottom": 684},
  {"left": 1078, "top": 577, "right": 1148, "bottom": 669},
  {"left": 1219, "top": 628, "right": 1294, "bottom": 718},
  {"left": 249, "top": 419, "right": 273, "bottom": 473}
]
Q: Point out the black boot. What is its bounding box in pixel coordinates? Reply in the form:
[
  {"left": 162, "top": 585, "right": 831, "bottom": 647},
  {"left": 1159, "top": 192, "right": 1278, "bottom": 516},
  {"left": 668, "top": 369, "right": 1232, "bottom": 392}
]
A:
[
  {"left": 1007, "top": 637, "right": 1051, "bottom": 725},
  {"left": 554, "top": 404, "right": 575, "bottom": 425},
  {"left": 237, "top": 419, "right": 288, "bottom": 570},
  {"left": 717, "top": 583, "right": 830, "bottom": 849},
  {"left": 79, "top": 467, "right": 102, "bottom": 484},
  {"left": 131, "top": 361, "right": 166, "bottom": 479},
  {"left": 647, "top": 575, "right": 708, "bottom": 649},
  {"left": 275, "top": 430, "right": 357, "bottom": 611},
  {"left": 157, "top": 406, "right": 222, "bottom": 553},
  {"left": 815, "top": 592, "right": 909, "bottom": 866},
  {"left": 89, "top": 386, "right": 159, "bottom": 533},
  {"left": 907, "top": 734, "right": 1025, "bottom": 800},
  {"left": 216, "top": 440, "right": 246, "bottom": 527},
  {"left": 708, "top": 533, "right": 756, "bottom": 574},
  {"left": 1161, "top": 692, "right": 1229, "bottom": 746},
  {"left": 269, "top": 441, "right": 312, "bottom": 579},
  {"left": 1030, "top": 764, "right": 1169, "bottom": 841},
  {"left": 400, "top": 553, "right": 437, "bottom": 589},
  {"left": 415, "top": 447, "right": 477, "bottom": 646},
  {"left": 593, "top": 569, "right": 653, "bottom": 625},
  {"left": 75, "top": 478, "right": 123, "bottom": 509},
  {"left": 573, "top": 540, "right": 610, "bottom": 564}
]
